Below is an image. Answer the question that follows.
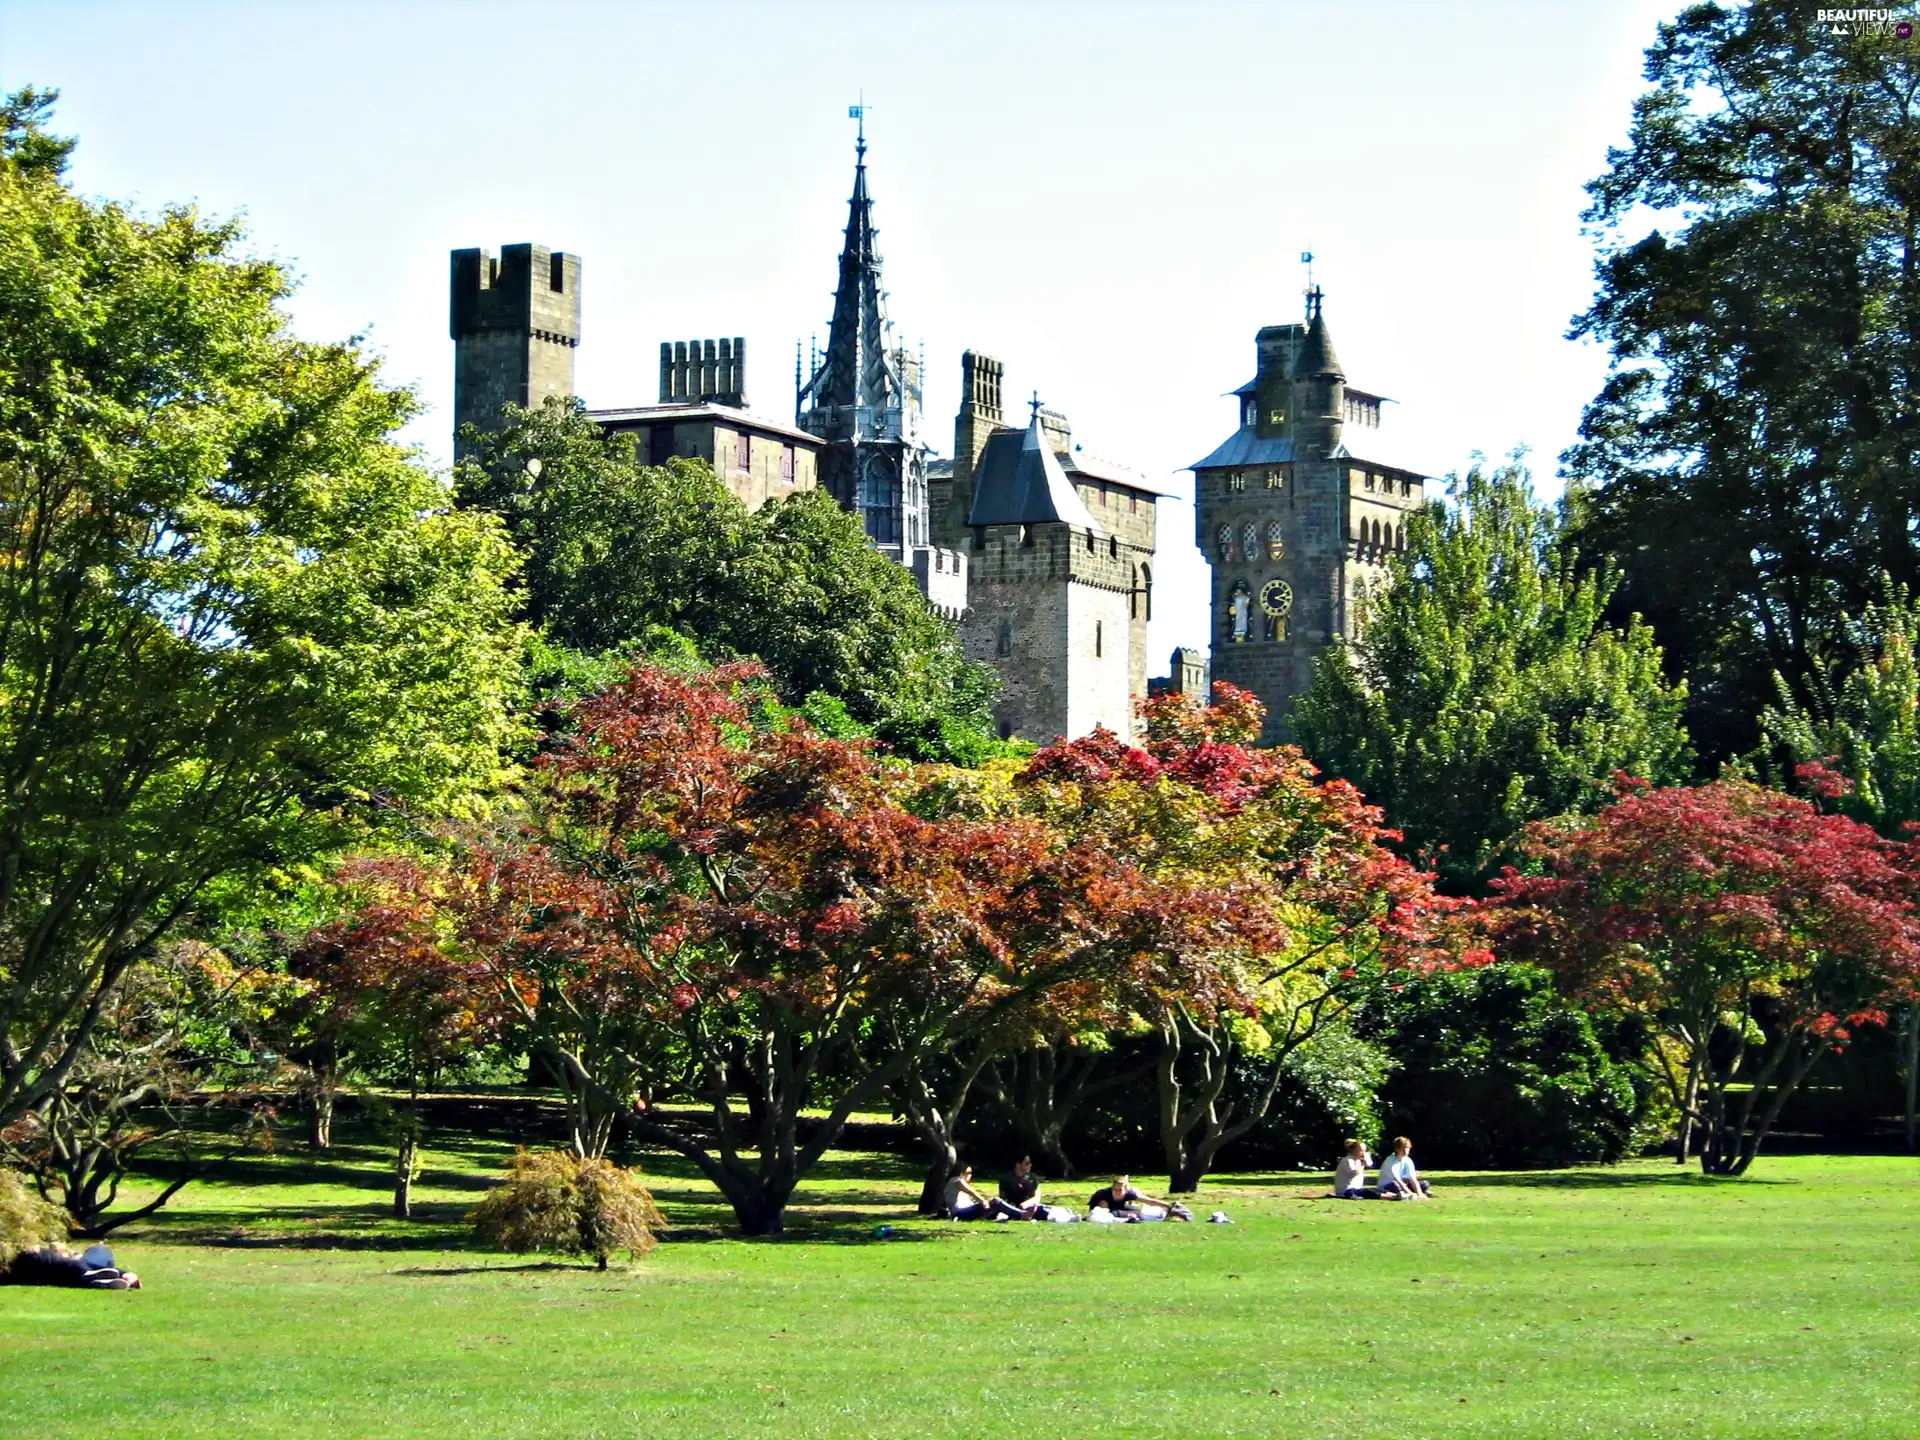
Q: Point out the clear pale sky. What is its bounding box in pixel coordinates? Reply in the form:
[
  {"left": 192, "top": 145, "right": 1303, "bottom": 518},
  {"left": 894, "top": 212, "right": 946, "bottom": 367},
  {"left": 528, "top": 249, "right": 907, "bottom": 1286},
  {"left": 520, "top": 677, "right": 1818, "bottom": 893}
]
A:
[{"left": 0, "top": 0, "right": 1676, "bottom": 666}]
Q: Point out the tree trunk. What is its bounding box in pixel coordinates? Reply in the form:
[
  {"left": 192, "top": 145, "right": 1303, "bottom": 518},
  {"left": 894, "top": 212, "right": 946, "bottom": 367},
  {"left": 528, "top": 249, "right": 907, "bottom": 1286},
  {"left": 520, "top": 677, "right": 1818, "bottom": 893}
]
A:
[
  {"left": 1902, "top": 1003, "right": 1919, "bottom": 1153},
  {"left": 307, "top": 1087, "right": 335, "bottom": 1151},
  {"left": 918, "top": 1152, "right": 956, "bottom": 1216},
  {"left": 1169, "top": 1157, "right": 1207, "bottom": 1195},
  {"left": 393, "top": 1131, "right": 415, "bottom": 1219},
  {"left": 1676, "top": 1062, "right": 1701, "bottom": 1164}
]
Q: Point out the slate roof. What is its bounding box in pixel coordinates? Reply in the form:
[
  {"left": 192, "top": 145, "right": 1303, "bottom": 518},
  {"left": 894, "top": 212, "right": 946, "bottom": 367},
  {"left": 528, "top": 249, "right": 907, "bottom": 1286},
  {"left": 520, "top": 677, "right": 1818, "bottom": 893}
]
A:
[
  {"left": 968, "top": 418, "right": 1102, "bottom": 531},
  {"left": 1189, "top": 428, "right": 1297, "bottom": 470},
  {"left": 589, "top": 403, "right": 821, "bottom": 447},
  {"left": 1296, "top": 310, "right": 1342, "bottom": 377}
]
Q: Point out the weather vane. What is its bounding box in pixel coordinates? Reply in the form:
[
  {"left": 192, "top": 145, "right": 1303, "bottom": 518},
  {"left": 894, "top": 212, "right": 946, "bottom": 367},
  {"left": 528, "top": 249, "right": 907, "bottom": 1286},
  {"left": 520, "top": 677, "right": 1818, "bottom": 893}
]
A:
[
  {"left": 849, "top": 94, "right": 871, "bottom": 152},
  {"left": 1030, "top": 389, "right": 1044, "bottom": 422},
  {"left": 1301, "top": 250, "right": 1318, "bottom": 317}
]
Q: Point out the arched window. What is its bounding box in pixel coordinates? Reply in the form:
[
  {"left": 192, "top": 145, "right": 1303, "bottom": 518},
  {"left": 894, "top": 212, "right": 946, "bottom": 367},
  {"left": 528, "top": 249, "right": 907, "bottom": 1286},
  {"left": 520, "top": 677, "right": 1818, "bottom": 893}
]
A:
[
  {"left": 1266, "top": 520, "right": 1284, "bottom": 560},
  {"left": 1141, "top": 563, "right": 1153, "bottom": 622},
  {"left": 1242, "top": 521, "right": 1259, "bottom": 560},
  {"left": 1217, "top": 523, "right": 1235, "bottom": 562},
  {"left": 1095, "top": 620, "right": 1104, "bottom": 658},
  {"left": 996, "top": 618, "right": 1013, "bottom": 658},
  {"left": 1109, "top": 534, "right": 1119, "bottom": 559}
]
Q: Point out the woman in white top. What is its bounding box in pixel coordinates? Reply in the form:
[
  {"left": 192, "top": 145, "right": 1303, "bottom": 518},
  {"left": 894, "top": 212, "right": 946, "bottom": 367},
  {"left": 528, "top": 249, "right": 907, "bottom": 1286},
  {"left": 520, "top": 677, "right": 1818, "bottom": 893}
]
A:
[
  {"left": 1332, "top": 1139, "right": 1374, "bottom": 1199},
  {"left": 943, "top": 1166, "right": 1023, "bottom": 1221},
  {"left": 1375, "top": 1136, "right": 1432, "bottom": 1200}
]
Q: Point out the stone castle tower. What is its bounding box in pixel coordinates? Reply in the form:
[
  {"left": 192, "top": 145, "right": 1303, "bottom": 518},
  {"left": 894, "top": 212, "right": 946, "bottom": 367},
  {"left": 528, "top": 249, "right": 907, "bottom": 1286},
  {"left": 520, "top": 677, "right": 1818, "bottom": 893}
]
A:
[
  {"left": 448, "top": 243, "right": 582, "bottom": 459},
  {"left": 934, "top": 352, "right": 1163, "bottom": 742},
  {"left": 1190, "top": 292, "right": 1426, "bottom": 743}
]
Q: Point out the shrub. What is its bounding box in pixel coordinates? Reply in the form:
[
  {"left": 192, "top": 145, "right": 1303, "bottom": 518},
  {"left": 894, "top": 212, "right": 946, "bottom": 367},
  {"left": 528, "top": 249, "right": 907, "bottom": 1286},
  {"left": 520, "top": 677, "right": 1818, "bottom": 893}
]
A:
[
  {"left": 470, "top": 1148, "right": 663, "bottom": 1269},
  {"left": 0, "top": 1166, "right": 68, "bottom": 1266},
  {"left": 1358, "top": 964, "right": 1645, "bottom": 1168}
]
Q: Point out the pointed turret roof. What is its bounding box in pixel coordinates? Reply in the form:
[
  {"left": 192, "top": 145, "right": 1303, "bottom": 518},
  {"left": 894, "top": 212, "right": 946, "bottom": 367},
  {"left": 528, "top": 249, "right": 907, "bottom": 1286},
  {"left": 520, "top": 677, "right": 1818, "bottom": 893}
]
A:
[
  {"left": 1296, "top": 297, "right": 1343, "bottom": 378},
  {"left": 968, "top": 417, "right": 1101, "bottom": 531}
]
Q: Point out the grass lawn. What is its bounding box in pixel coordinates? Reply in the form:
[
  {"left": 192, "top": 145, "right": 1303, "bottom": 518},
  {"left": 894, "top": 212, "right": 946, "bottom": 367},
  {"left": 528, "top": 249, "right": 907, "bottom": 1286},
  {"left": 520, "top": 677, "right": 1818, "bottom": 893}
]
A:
[{"left": 1, "top": 1111, "right": 1915, "bottom": 1439}]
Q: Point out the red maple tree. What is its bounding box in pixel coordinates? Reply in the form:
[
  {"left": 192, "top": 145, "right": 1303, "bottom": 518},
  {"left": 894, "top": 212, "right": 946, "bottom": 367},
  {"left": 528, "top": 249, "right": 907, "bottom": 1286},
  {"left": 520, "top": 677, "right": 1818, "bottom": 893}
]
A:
[{"left": 1493, "top": 777, "right": 1920, "bottom": 1174}]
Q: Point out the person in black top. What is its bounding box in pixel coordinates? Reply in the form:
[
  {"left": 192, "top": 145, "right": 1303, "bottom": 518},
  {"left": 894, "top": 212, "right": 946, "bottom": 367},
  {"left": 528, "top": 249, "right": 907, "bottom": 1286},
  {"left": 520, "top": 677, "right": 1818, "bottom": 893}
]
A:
[
  {"left": 1087, "top": 1175, "right": 1193, "bottom": 1221},
  {"left": 1, "top": 1243, "right": 140, "bottom": 1289},
  {"left": 998, "top": 1156, "right": 1046, "bottom": 1219}
]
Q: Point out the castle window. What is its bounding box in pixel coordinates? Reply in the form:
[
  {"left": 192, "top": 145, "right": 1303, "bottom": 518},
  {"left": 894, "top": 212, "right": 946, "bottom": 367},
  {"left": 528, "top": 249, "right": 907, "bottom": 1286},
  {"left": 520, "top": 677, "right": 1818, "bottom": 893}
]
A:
[
  {"left": 1217, "top": 524, "right": 1235, "bottom": 563},
  {"left": 1086, "top": 528, "right": 1096, "bottom": 553},
  {"left": 1267, "top": 521, "right": 1284, "bottom": 560},
  {"left": 1141, "top": 563, "right": 1152, "bottom": 621},
  {"left": 1228, "top": 473, "right": 1247, "bottom": 493},
  {"left": 1365, "top": 471, "right": 1376, "bottom": 491},
  {"left": 1108, "top": 535, "right": 1119, "bottom": 559},
  {"left": 781, "top": 444, "right": 795, "bottom": 482},
  {"left": 998, "top": 718, "right": 1014, "bottom": 740},
  {"left": 1265, "top": 471, "right": 1283, "bottom": 490},
  {"left": 1020, "top": 525, "right": 1034, "bottom": 548},
  {"left": 549, "top": 252, "right": 566, "bottom": 292},
  {"left": 648, "top": 426, "right": 674, "bottom": 467},
  {"left": 997, "top": 619, "right": 1013, "bottom": 658},
  {"left": 1242, "top": 522, "right": 1259, "bottom": 560},
  {"left": 735, "top": 434, "right": 751, "bottom": 472},
  {"left": 1095, "top": 620, "right": 1103, "bottom": 658}
]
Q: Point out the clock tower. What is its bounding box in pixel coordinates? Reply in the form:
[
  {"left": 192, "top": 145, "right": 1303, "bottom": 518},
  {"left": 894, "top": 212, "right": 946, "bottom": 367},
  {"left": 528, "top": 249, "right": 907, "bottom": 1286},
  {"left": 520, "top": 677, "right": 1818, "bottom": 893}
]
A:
[{"left": 1188, "top": 292, "right": 1426, "bottom": 743}]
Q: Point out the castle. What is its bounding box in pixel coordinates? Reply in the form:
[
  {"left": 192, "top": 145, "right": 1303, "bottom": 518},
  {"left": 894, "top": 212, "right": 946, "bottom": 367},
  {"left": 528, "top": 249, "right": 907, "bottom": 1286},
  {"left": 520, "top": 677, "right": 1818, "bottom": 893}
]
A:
[{"left": 448, "top": 131, "right": 1425, "bottom": 745}]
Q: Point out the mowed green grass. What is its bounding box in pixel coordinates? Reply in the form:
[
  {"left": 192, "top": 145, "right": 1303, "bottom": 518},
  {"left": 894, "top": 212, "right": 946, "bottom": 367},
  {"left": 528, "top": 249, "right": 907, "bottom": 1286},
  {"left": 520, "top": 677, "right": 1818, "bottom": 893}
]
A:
[{"left": 1, "top": 1118, "right": 1915, "bottom": 1439}]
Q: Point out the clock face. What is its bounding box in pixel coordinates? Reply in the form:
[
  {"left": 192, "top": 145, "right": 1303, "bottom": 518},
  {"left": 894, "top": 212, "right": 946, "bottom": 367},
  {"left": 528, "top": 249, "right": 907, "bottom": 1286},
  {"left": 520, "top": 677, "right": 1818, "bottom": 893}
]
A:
[{"left": 1260, "top": 578, "right": 1294, "bottom": 617}]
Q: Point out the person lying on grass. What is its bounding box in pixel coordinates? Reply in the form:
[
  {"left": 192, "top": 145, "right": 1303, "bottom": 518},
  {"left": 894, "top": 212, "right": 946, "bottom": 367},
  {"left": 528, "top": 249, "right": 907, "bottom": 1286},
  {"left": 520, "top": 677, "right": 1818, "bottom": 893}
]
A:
[
  {"left": 1, "top": 1243, "right": 141, "bottom": 1289},
  {"left": 944, "top": 1165, "right": 1027, "bottom": 1221},
  {"left": 1333, "top": 1139, "right": 1378, "bottom": 1199},
  {"left": 1087, "top": 1175, "right": 1193, "bottom": 1222},
  {"left": 1376, "top": 1137, "right": 1433, "bottom": 1200}
]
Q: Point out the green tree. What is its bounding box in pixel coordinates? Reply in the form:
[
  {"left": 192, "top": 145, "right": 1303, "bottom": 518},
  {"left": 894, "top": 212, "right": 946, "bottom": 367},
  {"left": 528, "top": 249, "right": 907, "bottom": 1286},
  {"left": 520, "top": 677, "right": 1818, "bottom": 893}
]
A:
[
  {"left": 1566, "top": 2, "right": 1920, "bottom": 761},
  {"left": 457, "top": 399, "right": 999, "bottom": 759},
  {"left": 1293, "top": 460, "right": 1689, "bottom": 893},
  {"left": 1760, "top": 580, "right": 1920, "bottom": 1146},
  {"left": 0, "top": 92, "right": 525, "bottom": 1130}
]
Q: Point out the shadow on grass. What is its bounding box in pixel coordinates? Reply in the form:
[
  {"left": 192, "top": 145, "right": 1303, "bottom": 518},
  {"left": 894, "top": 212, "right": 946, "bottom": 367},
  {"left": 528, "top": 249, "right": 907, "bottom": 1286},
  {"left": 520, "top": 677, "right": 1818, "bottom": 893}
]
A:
[
  {"left": 392, "top": 1260, "right": 596, "bottom": 1277},
  {"left": 1445, "top": 1170, "right": 1801, "bottom": 1189}
]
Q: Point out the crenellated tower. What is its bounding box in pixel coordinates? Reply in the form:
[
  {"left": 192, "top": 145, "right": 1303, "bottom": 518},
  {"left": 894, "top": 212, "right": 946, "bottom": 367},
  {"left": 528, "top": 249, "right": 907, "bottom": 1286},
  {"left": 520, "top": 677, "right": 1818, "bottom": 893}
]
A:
[{"left": 449, "top": 243, "right": 581, "bottom": 459}]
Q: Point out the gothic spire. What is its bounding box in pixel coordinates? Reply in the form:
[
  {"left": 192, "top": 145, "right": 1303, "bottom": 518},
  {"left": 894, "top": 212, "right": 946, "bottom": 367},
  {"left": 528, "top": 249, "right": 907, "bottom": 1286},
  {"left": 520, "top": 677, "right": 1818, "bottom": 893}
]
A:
[{"left": 796, "top": 121, "right": 929, "bottom": 548}]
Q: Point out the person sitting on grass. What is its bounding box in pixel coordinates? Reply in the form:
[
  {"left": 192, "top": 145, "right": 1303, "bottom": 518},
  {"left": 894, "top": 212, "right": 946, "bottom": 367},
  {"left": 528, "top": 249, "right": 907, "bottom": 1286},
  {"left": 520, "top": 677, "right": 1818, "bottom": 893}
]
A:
[
  {"left": 944, "top": 1165, "right": 1025, "bottom": 1221},
  {"left": 1375, "top": 1137, "right": 1433, "bottom": 1200},
  {"left": 1333, "top": 1138, "right": 1377, "bottom": 1199},
  {"left": 1087, "top": 1175, "right": 1193, "bottom": 1222},
  {"left": 1, "top": 1243, "right": 140, "bottom": 1289},
  {"left": 999, "top": 1156, "right": 1048, "bottom": 1220}
]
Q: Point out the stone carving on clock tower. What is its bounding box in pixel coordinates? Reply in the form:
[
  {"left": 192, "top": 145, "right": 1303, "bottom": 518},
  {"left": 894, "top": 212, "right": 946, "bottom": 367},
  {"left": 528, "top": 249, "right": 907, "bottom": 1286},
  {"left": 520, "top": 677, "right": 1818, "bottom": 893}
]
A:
[{"left": 1189, "top": 290, "right": 1427, "bottom": 744}]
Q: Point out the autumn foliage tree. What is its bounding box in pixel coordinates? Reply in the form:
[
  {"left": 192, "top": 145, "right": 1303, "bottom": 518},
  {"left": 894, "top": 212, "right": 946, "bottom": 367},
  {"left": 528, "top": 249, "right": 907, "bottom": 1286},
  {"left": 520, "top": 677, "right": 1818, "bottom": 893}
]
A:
[
  {"left": 1015, "top": 684, "right": 1468, "bottom": 1192},
  {"left": 1494, "top": 778, "right": 1920, "bottom": 1175}
]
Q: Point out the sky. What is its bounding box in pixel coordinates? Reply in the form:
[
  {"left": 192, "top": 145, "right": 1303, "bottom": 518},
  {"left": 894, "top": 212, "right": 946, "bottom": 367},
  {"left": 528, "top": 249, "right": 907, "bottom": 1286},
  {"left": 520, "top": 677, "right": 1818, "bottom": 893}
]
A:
[{"left": 0, "top": 0, "right": 1677, "bottom": 666}]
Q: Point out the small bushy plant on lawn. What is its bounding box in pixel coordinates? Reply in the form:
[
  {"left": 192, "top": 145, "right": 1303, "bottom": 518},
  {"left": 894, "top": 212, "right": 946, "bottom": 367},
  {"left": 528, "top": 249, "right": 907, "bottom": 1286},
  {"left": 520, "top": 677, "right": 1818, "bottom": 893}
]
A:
[
  {"left": 0, "top": 1166, "right": 68, "bottom": 1265},
  {"left": 470, "top": 1148, "right": 662, "bottom": 1269}
]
